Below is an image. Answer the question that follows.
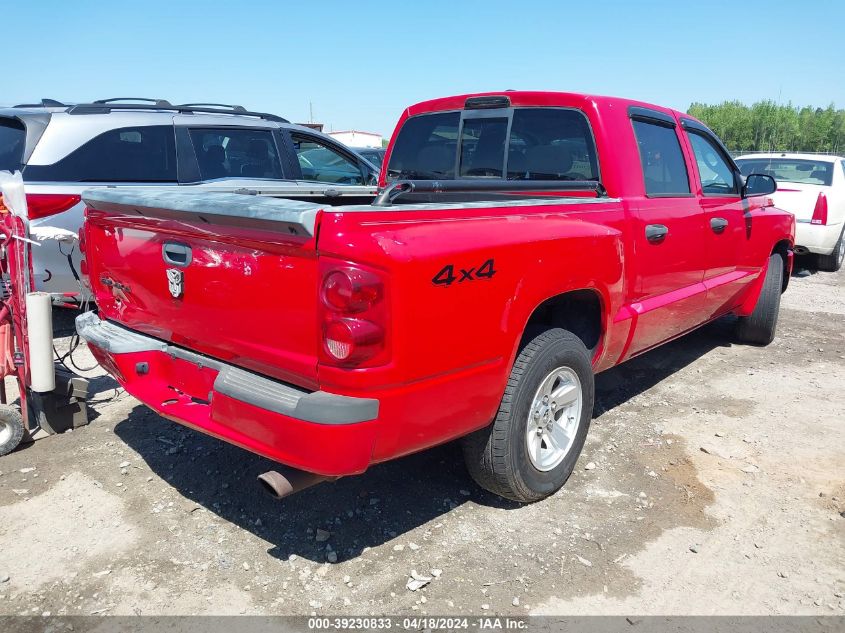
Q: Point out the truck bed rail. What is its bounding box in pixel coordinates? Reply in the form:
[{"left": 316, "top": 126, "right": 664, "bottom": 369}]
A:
[{"left": 373, "top": 179, "right": 607, "bottom": 206}]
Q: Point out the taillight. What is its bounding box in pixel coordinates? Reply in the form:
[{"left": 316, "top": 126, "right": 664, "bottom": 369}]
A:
[
  {"left": 25, "top": 194, "right": 81, "bottom": 220},
  {"left": 319, "top": 263, "right": 387, "bottom": 367},
  {"left": 811, "top": 193, "right": 828, "bottom": 225},
  {"left": 322, "top": 268, "right": 382, "bottom": 313},
  {"left": 324, "top": 318, "right": 383, "bottom": 363}
]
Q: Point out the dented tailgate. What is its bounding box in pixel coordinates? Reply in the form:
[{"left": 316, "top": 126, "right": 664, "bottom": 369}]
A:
[{"left": 82, "top": 189, "right": 324, "bottom": 389}]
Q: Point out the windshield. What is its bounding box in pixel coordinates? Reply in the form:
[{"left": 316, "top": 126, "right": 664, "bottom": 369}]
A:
[
  {"left": 0, "top": 118, "right": 26, "bottom": 172},
  {"left": 736, "top": 158, "right": 834, "bottom": 186}
]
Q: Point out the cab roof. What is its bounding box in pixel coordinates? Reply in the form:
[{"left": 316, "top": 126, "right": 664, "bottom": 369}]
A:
[{"left": 404, "top": 90, "right": 692, "bottom": 122}]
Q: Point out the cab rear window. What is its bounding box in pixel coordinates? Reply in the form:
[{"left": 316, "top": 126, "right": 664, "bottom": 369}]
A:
[
  {"left": 507, "top": 109, "right": 599, "bottom": 181},
  {"left": 0, "top": 118, "right": 26, "bottom": 172},
  {"left": 387, "top": 108, "right": 599, "bottom": 182},
  {"left": 387, "top": 111, "right": 460, "bottom": 179}
]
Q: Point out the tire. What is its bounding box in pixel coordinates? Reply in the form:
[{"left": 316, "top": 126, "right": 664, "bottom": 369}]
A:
[
  {"left": 0, "top": 405, "right": 24, "bottom": 457},
  {"left": 462, "top": 328, "right": 594, "bottom": 503},
  {"left": 736, "top": 252, "right": 784, "bottom": 346},
  {"left": 816, "top": 227, "right": 845, "bottom": 272}
]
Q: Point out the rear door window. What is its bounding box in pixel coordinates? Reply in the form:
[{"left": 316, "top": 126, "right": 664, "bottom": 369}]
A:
[
  {"left": 0, "top": 118, "right": 26, "bottom": 172},
  {"left": 24, "top": 125, "right": 177, "bottom": 182},
  {"left": 189, "top": 128, "right": 282, "bottom": 180},
  {"left": 632, "top": 120, "right": 691, "bottom": 196},
  {"left": 507, "top": 109, "right": 599, "bottom": 181},
  {"left": 291, "top": 134, "right": 365, "bottom": 184}
]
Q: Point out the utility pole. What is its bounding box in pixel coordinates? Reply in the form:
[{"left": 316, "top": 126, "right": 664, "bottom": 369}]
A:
[{"left": 309, "top": 101, "right": 313, "bottom": 124}]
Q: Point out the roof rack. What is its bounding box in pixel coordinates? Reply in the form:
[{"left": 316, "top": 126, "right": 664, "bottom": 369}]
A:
[
  {"left": 12, "top": 98, "right": 68, "bottom": 108},
  {"left": 64, "top": 100, "right": 288, "bottom": 123},
  {"left": 177, "top": 102, "right": 248, "bottom": 112},
  {"left": 94, "top": 97, "right": 173, "bottom": 106}
]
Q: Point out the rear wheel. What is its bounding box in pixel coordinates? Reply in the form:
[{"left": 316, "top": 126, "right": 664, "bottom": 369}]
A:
[
  {"left": 462, "top": 328, "right": 594, "bottom": 503},
  {"left": 816, "top": 227, "right": 845, "bottom": 272},
  {"left": 736, "top": 252, "right": 783, "bottom": 346},
  {"left": 0, "top": 405, "right": 24, "bottom": 457}
]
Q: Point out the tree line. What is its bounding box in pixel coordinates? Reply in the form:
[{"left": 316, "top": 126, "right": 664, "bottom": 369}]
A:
[{"left": 687, "top": 100, "right": 845, "bottom": 154}]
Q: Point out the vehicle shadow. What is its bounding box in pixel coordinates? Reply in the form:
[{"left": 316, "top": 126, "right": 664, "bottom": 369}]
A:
[
  {"left": 593, "top": 317, "right": 735, "bottom": 416},
  {"left": 791, "top": 253, "right": 819, "bottom": 277},
  {"left": 114, "top": 405, "right": 500, "bottom": 564},
  {"left": 112, "top": 317, "right": 737, "bottom": 564}
]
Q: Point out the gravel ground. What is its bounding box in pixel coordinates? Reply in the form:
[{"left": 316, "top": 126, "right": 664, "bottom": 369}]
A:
[{"left": 0, "top": 260, "right": 842, "bottom": 617}]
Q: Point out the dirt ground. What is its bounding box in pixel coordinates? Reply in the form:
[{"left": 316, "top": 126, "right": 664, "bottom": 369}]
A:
[{"left": 0, "top": 260, "right": 842, "bottom": 617}]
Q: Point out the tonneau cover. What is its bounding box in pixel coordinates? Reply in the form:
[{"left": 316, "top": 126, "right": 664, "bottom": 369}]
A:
[{"left": 82, "top": 188, "right": 324, "bottom": 237}]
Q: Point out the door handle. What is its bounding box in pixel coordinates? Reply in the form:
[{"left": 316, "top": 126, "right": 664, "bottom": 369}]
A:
[
  {"left": 162, "top": 242, "right": 192, "bottom": 267},
  {"left": 710, "top": 217, "right": 728, "bottom": 234},
  {"left": 645, "top": 224, "right": 668, "bottom": 243}
]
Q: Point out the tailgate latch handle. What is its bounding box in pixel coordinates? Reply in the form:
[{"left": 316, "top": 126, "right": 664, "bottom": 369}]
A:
[{"left": 162, "top": 242, "right": 192, "bottom": 267}]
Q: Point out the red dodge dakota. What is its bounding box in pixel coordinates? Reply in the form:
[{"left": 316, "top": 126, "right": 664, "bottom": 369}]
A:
[{"left": 77, "top": 91, "right": 795, "bottom": 502}]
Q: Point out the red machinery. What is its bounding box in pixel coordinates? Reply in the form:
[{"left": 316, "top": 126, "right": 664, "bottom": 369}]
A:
[
  {"left": 0, "top": 192, "right": 88, "bottom": 455},
  {"left": 0, "top": 206, "right": 31, "bottom": 452}
]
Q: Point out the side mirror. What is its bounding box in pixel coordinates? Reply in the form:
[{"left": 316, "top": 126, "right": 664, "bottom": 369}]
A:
[{"left": 742, "top": 173, "right": 777, "bottom": 198}]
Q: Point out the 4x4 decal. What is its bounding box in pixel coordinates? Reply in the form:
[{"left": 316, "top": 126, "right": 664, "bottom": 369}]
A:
[{"left": 432, "top": 259, "right": 497, "bottom": 287}]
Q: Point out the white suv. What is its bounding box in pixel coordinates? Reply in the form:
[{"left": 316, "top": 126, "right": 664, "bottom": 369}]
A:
[{"left": 0, "top": 98, "right": 378, "bottom": 303}]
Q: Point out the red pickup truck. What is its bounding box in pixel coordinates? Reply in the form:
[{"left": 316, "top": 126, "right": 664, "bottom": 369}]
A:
[{"left": 76, "top": 91, "right": 794, "bottom": 503}]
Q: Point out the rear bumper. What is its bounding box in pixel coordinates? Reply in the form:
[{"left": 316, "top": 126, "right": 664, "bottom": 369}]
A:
[
  {"left": 76, "top": 311, "right": 380, "bottom": 476},
  {"left": 795, "top": 221, "right": 843, "bottom": 255}
]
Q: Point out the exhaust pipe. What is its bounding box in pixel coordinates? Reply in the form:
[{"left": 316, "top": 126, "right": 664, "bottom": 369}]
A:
[{"left": 257, "top": 468, "right": 334, "bottom": 500}]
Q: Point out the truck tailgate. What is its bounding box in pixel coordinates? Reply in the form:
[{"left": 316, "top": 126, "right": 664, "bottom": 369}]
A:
[{"left": 82, "top": 189, "right": 324, "bottom": 389}]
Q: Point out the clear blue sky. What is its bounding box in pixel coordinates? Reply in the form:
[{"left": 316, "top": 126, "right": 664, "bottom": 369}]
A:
[{"left": 5, "top": 0, "right": 844, "bottom": 138}]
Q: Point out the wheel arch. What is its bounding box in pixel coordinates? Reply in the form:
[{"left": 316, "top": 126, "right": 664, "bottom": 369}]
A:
[
  {"left": 772, "top": 238, "right": 792, "bottom": 292},
  {"left": 736, "top": 239, "right": 792, "bottom": 317},
  {"left": 517, "top": 288, "right": 606, "bottom": 363}
]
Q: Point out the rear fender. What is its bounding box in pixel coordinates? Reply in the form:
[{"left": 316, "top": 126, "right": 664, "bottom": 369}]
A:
[
  {"left": 319, "top": 209, "right": 624, "bottom": 390},
  {"left": 317, "top": 209, "right": 625, "bottom": 458},
  {"left": 496, "top": 220, "right": 623, "bottom": 375}
]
